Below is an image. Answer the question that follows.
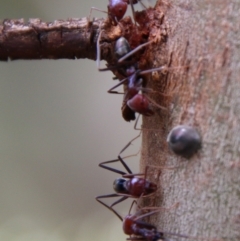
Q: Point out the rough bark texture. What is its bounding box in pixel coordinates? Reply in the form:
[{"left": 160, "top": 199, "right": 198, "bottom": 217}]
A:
[
  {"left": 141, "top": 1, "right": 240, "bottom": 241},
  {"left": 0, "top": 0, "right": 239, "bottom": 240},
  {"left": 0, "top": 17, "right": 122, "bottom": 61}
]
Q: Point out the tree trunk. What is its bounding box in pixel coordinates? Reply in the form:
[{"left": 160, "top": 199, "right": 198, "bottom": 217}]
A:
[
  {"left": 141, "top": 0, "right": 240, "bottom": 241},
  {"left": 0, "top": 0, "right": 239, "bottom": 240}
]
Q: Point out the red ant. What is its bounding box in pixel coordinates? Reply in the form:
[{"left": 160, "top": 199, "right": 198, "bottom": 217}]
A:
[
  {"left": 96, "top": 131, "right": 176, "bottom": 213},
  {"left": 123, "top": 202, "right": 180, "bottom": 241},
  {"left": 96, "top": 132, "right": 159, "bottom": 213},
  {"left": 97, "top": 31, "right": 170, "bottom": 122},
  {"left": 108, "top": 0, "right": 138, "bottom": 24},
  {"left": 100, "top": 200, "right": 221, "bottom": 241},
  {"left": 89, "top": 0, "right": 147, "bottom": 25}
]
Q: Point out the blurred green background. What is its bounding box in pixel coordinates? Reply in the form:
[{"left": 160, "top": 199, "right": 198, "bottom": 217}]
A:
[{"left": 0, "top": 1, "right": 141, "bottom": 240}]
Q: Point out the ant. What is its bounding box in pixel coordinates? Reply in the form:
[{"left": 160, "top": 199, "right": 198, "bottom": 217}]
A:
[
  {"left": 97, "top": 31, "right": 170, "bottom": 122},
  {"left": 96, "top": 132, "right": 175, "bottom": 214},
  {"left": 100, "top": 200, "right": 221, "bottom": 241},
  {"left": 123, "top": 202, "right": 181, "bottom": 241},
  {"left": 89, "top": 0, "right": 147, "bottom": 26},
  {"left": 108, "top": 0, "right": 141, "bottom": 25},
  {"left": 96, "top": 132, "right": 158, "bottom": 212}
]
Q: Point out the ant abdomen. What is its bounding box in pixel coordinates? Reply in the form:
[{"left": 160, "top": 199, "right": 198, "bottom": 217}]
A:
[{"left": 127, "top": 94, "right": 154, "bottom": 116}]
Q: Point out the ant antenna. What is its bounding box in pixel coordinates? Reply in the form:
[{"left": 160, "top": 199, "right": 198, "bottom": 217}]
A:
[
  {"left": 134, "top": 114, "right": 141, "bottom": 130},
  {"left": 128, "top": 200, "right": 139, "bottom": 214},
  {"left": 96, "top": 30, "right": 104, "bottom": 70},
  {"left": 129, "top": 0, "right": 137, "bottom": 25},
  {"left": 88, "top": 7, "right": 108, "bottom": 22},
  {"left": 96, "top": 198, "right": 123, "bottom": 221}
]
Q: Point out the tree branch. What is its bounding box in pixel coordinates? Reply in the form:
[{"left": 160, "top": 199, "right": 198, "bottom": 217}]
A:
[{"left": 0, "top": 17, "right": 124, "bottom": 61}]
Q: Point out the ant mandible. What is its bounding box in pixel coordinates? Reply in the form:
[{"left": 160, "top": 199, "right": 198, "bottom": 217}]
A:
[
  {"left": 96, "top": 132, "right": 160, "bottom": 212},
  {"left": 97, "top": 31, "right": 169, "bottom": 122}
]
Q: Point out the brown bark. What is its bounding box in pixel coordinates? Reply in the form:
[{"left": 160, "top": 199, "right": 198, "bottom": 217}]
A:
[
  {"left": 0, "top": 17, "right": 122, "bottom": 61},
  {"left": 141, "top": 0, "right": 240, "bottom": 241}
]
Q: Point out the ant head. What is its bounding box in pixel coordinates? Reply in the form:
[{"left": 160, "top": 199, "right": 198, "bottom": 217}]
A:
[
  {"left": 127, "top": 94, "right": 154, "bottom": 116},
  {"left": 115, "top": 37, "right": 131, "bottom": 59},
  {"left": 167, "top": 125, "right": 201, "bottom": 158},
  {"left": 108, "top": 0, "right": 128, "bottom": 22},
  {"left": 113, "top": 178, "right": 128, "bottom": 193}
]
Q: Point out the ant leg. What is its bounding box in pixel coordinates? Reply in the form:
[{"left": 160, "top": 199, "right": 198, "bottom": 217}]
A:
[
  {"left": 118, "top": 131, "right": 142, "bottom": 157},
  {"left": 145, "top": 95, "right": 167, "bottom": 110},
  {"left": 126, "top": 238, "right": 145, "bottom": 241},
  {"left": 99, "top": 158, "right": 128, "bottom": 175},
  {"left": 96, "top": 193, "right": 130, "bottom": 208},
  {"left": 158, "top": 232, "right": 220, "bottom": 241},
  {"left": 99, "top": 144, "right": 140, "bottom": 175},
  {"left": 134, "top": 114, "right": 142, "bottom": 130},
  {"left": 88, "top": 7, "right": 108, "bottom": 22},
  {"left": 96, "top": 197, "right": 123, "bottom": 221},
  {"left": 122, "top": 172, "right": 144, "bottom": 178},
  {"left": 139, "top": 86, "right": 176, "bottom": 98},
  {"left": 117, "top": 131, "right": 142, "bottom": 173},
  {"left": 121, "top": 148, "right": 141, "bottom": 160},
  {"left": 137, "top": 165, "right": 177, "bottom": 206},
  {"left": 107, "top": 77, "right": 129, "bottom": 94},
  {"left": 96, "top": 31, "right": 130, "bottom": 74},
  {"left": 96, "top": 29, "right": 121, "bottom": 72},
  {"left": 110, "top": 196, "right": 129, "bottom": 207},
  {"left": 134, "top": 203, "right": 179, "bottom": 222},
  {"left": 96, "top": 30, "right": 104, "bottom": 70},
  {"left": 123, "top": 157, "right": 172, "bottom": 179},
  {"left": 146, "top": 164, "right": 177, "bottom": 170},
  {"left": 128, "top": 200, "right": 138, "bottom": 214},
  {"left": 129, "top": 0, "right": 137, "bottom": 25},
  {"left": 138, "top": 0, "right": 148, "bottom": 9},
  {"left": 140, "top": 202, "right": 180, "bottom": 212},
  {"left": 100, "top": 132, "right": 141, "bottom": 176},
  {"left": 118, "top": 40, "right": 154, "bottom": 63},
  {"left": 139, "top": 65, "right": 168, "bottom": 75},
  {"left": 139, "top": 65, "right": 188, "bottom": 75},
  {"left": 134, "top": 219, "right": 158, "bottom": 229}
]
